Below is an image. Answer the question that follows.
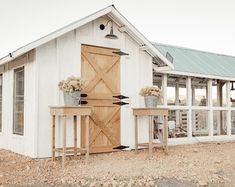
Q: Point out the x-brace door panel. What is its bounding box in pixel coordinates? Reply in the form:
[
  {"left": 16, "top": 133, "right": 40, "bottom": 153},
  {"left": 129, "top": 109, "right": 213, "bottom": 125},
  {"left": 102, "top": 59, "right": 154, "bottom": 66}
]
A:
[{"left": 81, "top": 45, "right": 121, "bottom": 153}]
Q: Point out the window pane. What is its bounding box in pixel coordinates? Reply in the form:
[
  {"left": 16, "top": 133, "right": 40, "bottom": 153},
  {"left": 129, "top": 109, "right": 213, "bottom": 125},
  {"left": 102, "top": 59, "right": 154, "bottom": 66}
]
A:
[
  {"left": 222, "top": 84, "right": 227, "bottom": 107},
  {"left": 168, "top": 110, "right": 188, "bottom": 138},
  {"left": 231, "top": 111, "right": 235, "bottom": 135},
  {"left": 13, "top": 67, "right": 24, "bottom": 135},
  {"left": 153, "top": 110, "right": 188, "bottom": 139},
  {"left": 167, "top": 76, "right": 187, "bottom": 106},
  {"left": 0, "top": 74, "right": 2, "bottom": 132},
  {"left": 213, "top": 111, "right": 227, "bottom": 136},
  {"left": 212, "top": 80, "right": 219, "bottom": 106},
  {"left": 230, "top": 83, "right": 235, "bottom": 107},
  {"left": 213, "top": 80, "right": 227, "bottom": 107},
  {"left": 192, "top": 110, "right": 209, "bottom": 136},
  {"left": 192, "top": 78, "right": 207, "bottom": 106},
  {"left": 153, "top": 74, "right": 163, "bottom": 90}
]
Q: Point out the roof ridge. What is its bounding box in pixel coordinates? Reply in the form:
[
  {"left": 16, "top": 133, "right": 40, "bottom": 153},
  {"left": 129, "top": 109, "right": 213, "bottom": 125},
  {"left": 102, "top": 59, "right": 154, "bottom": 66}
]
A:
[{"left": 153, "top": 42, "right": 235, "bottom": 59}]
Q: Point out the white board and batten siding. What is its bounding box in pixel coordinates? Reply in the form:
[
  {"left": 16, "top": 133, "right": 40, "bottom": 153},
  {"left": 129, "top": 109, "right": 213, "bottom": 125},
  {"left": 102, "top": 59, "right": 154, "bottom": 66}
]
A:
[
  {"left": 35, "top": 17, "right": 152, "bottom": 158},
  {"left": 0, "top": 51, "right": 38, "bottom": 157}
]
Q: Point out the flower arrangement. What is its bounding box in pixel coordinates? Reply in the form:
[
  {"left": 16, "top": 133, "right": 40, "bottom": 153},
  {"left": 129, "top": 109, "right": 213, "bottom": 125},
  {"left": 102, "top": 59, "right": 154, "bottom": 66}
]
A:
[
  {"left": 58, "top": 76, "right": 85, "bottom": 92},
  {"left": 139, "top": 86, "right": 163, "bottom": 97}
]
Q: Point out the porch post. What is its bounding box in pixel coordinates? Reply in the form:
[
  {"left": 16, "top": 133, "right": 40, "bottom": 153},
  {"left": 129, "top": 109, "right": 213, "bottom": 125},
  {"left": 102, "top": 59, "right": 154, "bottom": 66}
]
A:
[
  {"left": 163, "top": 74, "right": 167, "bottom": 107},
  {"left": 175, "top": 83, "right": 180, "bottom": 126},
  {"left": 226, "top": 81, "right": 231, "bottom": 135},
  {"left": 208, "top": 79, "right": 213, "bottom": 136},
  {"left": 187, "top": 77, "right": 192, "bottom": 138}
]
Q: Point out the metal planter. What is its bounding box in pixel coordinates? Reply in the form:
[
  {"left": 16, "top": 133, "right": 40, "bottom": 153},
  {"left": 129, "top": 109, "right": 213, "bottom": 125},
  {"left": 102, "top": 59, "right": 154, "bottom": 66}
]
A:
[
  {"left": 144, "top": 96, "right": 159, "bottom": 108},
  {"left": 63, "top": 91, "right": 81, "bottom": 106}
]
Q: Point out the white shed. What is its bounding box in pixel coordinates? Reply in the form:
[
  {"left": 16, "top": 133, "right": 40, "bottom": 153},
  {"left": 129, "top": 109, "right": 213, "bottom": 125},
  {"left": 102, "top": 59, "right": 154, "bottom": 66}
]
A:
[
  {"left": 0, "top": 5, "right": 172, "bottom": 158},
  {"left": 1, "top": 5, "right": 235, "bottom": 158}
]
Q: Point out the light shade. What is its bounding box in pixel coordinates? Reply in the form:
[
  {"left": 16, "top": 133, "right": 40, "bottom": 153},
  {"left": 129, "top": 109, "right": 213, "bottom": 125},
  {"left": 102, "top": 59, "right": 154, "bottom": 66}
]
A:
[
  {"left": 231, "top": 82, "right": 235, "bottom": 91},
  {"left": 105, "top": 26, "right": 118, "bottom": 39}
]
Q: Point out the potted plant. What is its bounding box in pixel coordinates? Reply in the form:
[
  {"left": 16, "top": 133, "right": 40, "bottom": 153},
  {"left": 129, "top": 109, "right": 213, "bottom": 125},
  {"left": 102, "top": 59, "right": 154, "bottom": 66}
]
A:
[
  {"left": 58, "top": 76, "right": 85, "bottom": 106},
  {"left": 139, "top": 86, "right": 162, "bottom": 107}
]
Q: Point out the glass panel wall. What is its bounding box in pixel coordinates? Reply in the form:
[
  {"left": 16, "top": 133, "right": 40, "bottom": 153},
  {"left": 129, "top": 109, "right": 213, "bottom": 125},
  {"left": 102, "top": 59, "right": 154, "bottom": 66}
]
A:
[
  {"left": 213, "top": 111, "right": 227, "bottom": 135},
  {"left": 192, "top": 110, "right": 209, "bottom": 136}
]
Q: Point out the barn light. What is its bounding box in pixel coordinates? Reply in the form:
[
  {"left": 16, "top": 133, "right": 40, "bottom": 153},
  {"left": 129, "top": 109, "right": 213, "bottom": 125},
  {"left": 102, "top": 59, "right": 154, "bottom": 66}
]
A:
[
  {"left": 231, "top": 82, "right": 235, "bottom": 91},
  {"left": 99, "top": 20, "right": 118, "bottom": 40}
]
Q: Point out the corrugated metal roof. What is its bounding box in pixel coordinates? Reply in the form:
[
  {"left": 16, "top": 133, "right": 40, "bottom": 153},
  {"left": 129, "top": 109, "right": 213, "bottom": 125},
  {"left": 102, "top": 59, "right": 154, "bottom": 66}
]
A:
[{"left": 153, "top": 43, "right": 235, "bottom": 78}]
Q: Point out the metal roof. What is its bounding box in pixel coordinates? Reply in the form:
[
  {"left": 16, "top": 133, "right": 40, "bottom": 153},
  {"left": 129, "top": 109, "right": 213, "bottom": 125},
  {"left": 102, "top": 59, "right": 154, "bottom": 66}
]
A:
[{"left": 153, "top": 43, "right": 235, "bottom": 79}]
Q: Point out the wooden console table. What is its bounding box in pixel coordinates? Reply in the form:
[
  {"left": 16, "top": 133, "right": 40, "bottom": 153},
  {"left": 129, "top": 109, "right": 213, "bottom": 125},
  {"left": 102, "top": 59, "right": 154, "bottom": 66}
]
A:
[
  {"left": 50, "top": 106, "right": 92, "bottom": 168},
  {"left": 133, "top": 108, "right": 168, "bottom": 156}
]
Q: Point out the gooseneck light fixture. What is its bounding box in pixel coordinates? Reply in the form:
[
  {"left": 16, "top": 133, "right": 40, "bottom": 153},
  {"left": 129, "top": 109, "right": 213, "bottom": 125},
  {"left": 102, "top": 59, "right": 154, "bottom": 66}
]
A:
[
  {"left": 231, "top": 82, "right": 235, "bottom": 91},
  {"left": 99, "top": 20, "right": 118, "bottom": 40}
]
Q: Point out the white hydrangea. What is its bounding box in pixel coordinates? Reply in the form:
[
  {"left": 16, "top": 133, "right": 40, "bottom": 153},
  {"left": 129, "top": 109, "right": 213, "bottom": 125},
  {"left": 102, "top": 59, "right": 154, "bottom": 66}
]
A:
[
  {"left": 139, "top": 86, "right": 163, "bottom": 97},
  {"left": 58, "top": 76, "right": 85, "bottom": 92}
]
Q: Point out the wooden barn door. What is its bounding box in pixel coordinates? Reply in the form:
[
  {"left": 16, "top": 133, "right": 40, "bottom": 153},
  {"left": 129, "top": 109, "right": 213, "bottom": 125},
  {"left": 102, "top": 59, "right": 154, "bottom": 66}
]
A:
[{"left": 81, "top": 45, "right": 121, "bottom": 153}]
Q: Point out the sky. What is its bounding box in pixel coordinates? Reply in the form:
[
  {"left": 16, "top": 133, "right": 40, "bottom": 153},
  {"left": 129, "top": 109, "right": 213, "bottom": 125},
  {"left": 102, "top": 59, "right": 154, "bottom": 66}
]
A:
[{"left": 0, "top": 0, "right": 235, "bottom": 58}]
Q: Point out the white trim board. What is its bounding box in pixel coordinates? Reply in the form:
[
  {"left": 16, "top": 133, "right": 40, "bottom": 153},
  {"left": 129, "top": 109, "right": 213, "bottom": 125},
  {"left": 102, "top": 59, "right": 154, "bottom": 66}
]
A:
[{"left": 154, "top": 66, "right": 235, "bottom": 81}]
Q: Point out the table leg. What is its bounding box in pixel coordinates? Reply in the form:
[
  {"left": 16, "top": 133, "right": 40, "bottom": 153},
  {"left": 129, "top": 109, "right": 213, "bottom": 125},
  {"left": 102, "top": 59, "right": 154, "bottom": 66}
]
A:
[
  {"left": 134, "top": 115, "right": 138, "bottom": 153},
  {"left": 62, "top": 115, "right": 67, "bottom": 168},
  {"left": 85, "top": 115, "right": 90, "bottom": 163},
  {"left": 73, "top": 115, "right": 77, "bottom": 159},
  {"left": 149, "top": 115, "right": 153, "bottom": 157},
  {"left": 52, "top": 115, "right": 55, "bottom": 161},
  {"left": 163, "top": 115, "right": 168, "bottom": 152}
]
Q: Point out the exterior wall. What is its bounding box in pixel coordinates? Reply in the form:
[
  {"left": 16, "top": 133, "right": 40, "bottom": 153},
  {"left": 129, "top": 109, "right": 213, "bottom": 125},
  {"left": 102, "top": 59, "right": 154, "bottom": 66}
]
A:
[
  {"left": 36, "top": 17, "right": 153, "bottom": 158},
  {"left": 0, "top": 51, "right": 38, "bottom": 157}
]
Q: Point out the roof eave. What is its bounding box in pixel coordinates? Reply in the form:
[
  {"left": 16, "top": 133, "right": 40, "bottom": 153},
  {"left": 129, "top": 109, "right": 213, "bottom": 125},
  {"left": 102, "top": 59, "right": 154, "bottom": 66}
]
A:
[
  {"left": 0, "top": 5, "right": 114, "bottom": 65},
  {"left": 154, "top": 67, "right": 235, "bottom": 81},
  {"left": 110, "top": 8, "right": 174, "bottom": 69}
]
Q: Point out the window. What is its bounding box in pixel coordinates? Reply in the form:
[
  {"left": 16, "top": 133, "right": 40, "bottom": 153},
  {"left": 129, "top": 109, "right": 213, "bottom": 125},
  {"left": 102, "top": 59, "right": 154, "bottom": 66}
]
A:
[
  {"left": 212, "top": 80, "right": 219, "bottom": 106},
  {"left": 213, "top": 111, "right": 227, "bottom": 135},
  {"left": 13, "top": 67, "right": 24, "bottom": 135},
  {"left": 231, "top": 111, "right": 235, "bottom": 135},
  {"left": 0, "top": 74, "right": 2, "bottom": 132},
  {"left": 168, "top": 110, "right": 188, "bottom": 138},
  {"left": 192, "top": 78, "right": 208, "bottom": 106},
  {"left": 167, "top": 76, "right": 187, "bottom": 106},
  {"left": 212, "top": 80, "right": 227, "bottom": 107},
  {"left": 192, "top": 110, "right": 209, "bottom": 136}
]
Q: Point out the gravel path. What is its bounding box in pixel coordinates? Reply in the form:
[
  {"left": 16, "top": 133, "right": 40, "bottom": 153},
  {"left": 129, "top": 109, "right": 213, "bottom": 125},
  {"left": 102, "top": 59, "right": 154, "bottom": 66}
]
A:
[{"left": 1, "top": 142, "right": 235, "bottom": 186}]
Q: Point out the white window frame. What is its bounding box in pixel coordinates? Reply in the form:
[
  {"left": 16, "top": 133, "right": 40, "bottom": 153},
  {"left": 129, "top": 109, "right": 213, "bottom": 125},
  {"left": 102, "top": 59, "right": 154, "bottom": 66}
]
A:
[{"left": 13, "top": 66, "right": 25, "bottom": 135}]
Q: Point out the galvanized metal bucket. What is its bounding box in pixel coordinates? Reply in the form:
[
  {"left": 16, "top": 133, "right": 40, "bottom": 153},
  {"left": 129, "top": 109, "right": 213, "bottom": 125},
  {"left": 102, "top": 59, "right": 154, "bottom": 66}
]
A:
[
  {"left": 144, "top": 96, "right": 159, "bottom": 108},
  {"left": 63, "top": 91, "right": 81, "bottom": 106}
]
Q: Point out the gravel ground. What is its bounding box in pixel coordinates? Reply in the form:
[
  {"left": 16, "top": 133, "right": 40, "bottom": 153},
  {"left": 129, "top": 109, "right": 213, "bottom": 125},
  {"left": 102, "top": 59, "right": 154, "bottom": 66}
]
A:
[{"left": 0, "top": 142, "right": 235, "bottom": 186}]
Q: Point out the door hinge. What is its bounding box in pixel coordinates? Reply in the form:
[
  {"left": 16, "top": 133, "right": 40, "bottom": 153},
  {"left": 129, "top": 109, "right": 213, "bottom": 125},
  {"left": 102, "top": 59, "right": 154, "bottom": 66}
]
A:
[
  {"left": 81, "top": 101, "right": 88, "bottom": 105},
  {"left": 113, "top": 95, "right": 129, "bottom": 100},
  {"left": 113, "top": 145, "right": 130, "bottom": 150},
  {"left": 112, "top": 51, "right": 129, "bottom": 56},
  {"left": 113, "top": 101, "right": 129, "bottom": 106},
  {"left": 81, "top": 93, "right": 88, "bottom": 97}
]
